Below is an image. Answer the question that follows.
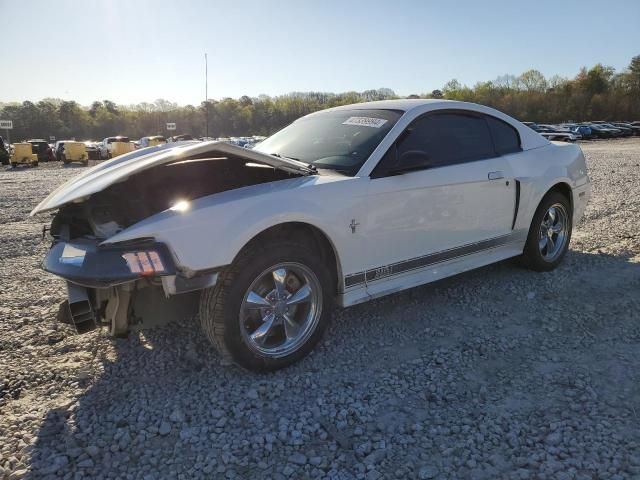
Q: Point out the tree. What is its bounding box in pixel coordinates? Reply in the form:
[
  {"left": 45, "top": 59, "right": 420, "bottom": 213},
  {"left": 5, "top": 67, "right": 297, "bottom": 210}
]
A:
[
  {"left": 1, "top": 55, "right": 639, "bottom": 141},
  {"left": 626, "top": 55, "right": 640, "bottom": 92},
  {"left": 518, "top": 70, "right": 547, "bottom": 92}
]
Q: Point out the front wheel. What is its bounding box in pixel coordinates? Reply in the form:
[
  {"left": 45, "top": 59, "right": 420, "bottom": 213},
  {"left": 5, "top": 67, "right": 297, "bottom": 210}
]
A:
[
  {"left": 519, "top": 192, "right": 572, "bottom": 271},
  {"left": 199, "top": 240, "right": 334, "bottom": 371}
]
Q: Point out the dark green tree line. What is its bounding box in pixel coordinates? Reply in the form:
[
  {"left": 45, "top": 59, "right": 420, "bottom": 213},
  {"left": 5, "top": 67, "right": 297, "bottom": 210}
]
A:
[{"left": 1, "top": 56, "right": 638, "bottom": 142}]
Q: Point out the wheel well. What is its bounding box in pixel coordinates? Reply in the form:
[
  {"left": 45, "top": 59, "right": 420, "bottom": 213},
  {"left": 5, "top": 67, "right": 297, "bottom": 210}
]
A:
[
  {"left": 237, "top": 222, "right": 341, "bottom": 292},
  {"left": 546, "top": 182, "right": 573, "bottom": 211}
]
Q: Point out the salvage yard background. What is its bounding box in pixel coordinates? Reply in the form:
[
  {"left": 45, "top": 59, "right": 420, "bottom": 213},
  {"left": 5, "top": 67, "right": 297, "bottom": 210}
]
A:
[
  {"left": 1, "top": 138, "right": 640, "bottom": 479},
  {"left": 1, "top": 54, "right": 639, "bottom": 141}
]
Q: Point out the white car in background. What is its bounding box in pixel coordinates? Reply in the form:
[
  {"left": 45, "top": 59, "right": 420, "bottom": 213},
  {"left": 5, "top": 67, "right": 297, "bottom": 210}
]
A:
[
  {"left": 32, "top": 99, "right": 590, "bottom": 371},
  {"left": 138, "top": 136, "right": 167, "bottom": 148}
]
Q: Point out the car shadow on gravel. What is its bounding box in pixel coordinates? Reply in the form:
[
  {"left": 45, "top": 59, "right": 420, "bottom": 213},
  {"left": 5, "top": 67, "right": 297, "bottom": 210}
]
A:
[{"left": 27, "top": 249, "right": 640, "bottom": 478}]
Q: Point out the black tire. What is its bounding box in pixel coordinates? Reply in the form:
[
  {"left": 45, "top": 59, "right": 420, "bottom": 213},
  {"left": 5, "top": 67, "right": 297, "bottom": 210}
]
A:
[
  {"left": 199, "top": 239, "right": 334, "bottom": 372},
  {"left": 519, "top": 191, "right": 572, "bottom": 272},
  {"left": 33, "top": 161, "right": 38, "bottom": 167}
]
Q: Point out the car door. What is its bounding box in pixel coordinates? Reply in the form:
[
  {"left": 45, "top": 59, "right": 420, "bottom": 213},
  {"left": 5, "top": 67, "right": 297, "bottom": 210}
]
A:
[{"left": 361, "top": 111, "right": 519, "bottom": 291}]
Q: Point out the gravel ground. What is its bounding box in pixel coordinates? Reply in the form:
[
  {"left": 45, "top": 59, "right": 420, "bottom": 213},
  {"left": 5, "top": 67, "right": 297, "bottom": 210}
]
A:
[{"left": 1, "top": 139, "right": 639, "bottom": 480}]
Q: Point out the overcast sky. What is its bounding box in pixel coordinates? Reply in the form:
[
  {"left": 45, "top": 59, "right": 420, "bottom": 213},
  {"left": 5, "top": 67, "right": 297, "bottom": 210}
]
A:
[{"left": 1, "top": 0, "right": 639, "bottom": 105}]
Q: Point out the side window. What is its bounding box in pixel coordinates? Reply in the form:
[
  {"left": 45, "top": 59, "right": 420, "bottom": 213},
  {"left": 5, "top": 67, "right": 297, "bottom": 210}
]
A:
[
  {"left": 486, "top": 115, "right": 521, "bottom": 155},
  {"left": 397, "top": 112, "right": 495, "bottom": 168}
]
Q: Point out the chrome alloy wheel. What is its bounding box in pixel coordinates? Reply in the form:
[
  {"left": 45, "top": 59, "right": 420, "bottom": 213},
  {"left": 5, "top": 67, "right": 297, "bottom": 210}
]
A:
[
  {"left": 538, "top": 203, "right": 569, "bottom": 262},
  {"left": 239, "top": 262, "right": 322, "bottom": 358}
]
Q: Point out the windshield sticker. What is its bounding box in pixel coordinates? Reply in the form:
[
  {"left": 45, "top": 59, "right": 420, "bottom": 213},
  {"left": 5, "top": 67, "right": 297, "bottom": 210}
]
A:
[{"left": 342, "top": 117, "right": 388, "bottom": 128}]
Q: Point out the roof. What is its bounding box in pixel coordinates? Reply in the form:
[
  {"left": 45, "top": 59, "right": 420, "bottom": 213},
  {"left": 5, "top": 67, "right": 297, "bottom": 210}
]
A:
[{"left": 323, "top": 98, "right": 455, "bottom": 113}]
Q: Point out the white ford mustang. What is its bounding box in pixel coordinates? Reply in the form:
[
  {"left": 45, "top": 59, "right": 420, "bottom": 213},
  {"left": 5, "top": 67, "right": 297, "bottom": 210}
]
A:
[{"left": 32, "top": 99, "right": 590, "bottom": 371}]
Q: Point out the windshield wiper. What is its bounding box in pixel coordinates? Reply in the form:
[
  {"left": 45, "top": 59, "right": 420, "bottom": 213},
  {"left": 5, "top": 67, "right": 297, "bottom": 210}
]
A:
[
  {"left": 270, "top": 153, "right": 317, "bottom": 173},
  {"left": 270, "top": 152, "right": 302, "bottom": 162}
]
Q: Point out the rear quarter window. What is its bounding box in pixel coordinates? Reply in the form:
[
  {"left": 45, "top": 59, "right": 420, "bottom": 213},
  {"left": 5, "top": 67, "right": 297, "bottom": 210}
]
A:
[{"left": 486, "top": 116, "right": 521, "bottom": 155}]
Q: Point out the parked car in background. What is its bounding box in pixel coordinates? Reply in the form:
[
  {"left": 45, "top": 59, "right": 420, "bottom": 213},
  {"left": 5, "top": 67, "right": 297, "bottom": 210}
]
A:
[
  {"left": 27, "top": 139, "right": 54, "bottom": 161},
  {"left": 31, "top": 99, "right": 590, "bottom": 371},
  {"left": 526, "top": 124, "right": 577, "bottom": 142},
  {"left": 60, "top": 141, "right": 89, "bottom": 166},
  {"left": 98, "top": 136, "right": 130, "bottom": 159},
  {"left": 84, "top": 141, "right": 101, "bottom": 160},
  {"left": 54, "top": 140, "right": 70, "bottom": 161},
  {"left": 542, "top": 125, "right": 581, "bottom": 140},
  {"left": 11, "top": 143, "right": 39, "bottom": 167},
  {"left": 595, "top": 123, "right": 625, "bottom": 137},
  {"left": 561, "top": 124, "right": 593, "bottom": 140},
  {"left": 576, "top": 125, "right": 593, "bottom": 139},
  {"left": 610, "top": 122, "right": 640, "bottom": 136},
  {"left": 600, "top": 123, "right": 632, "bottom": 137},
  {"left": 587, "top": 124, "right": 616, "bottom": 138},
  {"left": 0, "top": 136, "right": 10, "bottom": 165},
  {"left": 168, "top": 134, "right": 195, "bottom": 142},
  {"left": 139, "top": 136, "right": 167, "bottom": 148}
]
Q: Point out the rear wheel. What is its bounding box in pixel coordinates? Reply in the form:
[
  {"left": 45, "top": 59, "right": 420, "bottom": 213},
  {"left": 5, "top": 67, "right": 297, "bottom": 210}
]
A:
[
  {"left": 199, "top": 240, "right": 334, "bottom": 371},
  {"left": 519, "top": 192, "right": 572, "bottom": 271}
]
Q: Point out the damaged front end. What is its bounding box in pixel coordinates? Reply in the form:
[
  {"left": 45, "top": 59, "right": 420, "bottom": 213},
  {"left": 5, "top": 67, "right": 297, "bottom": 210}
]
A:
[
  {"left": 36, "top": 141, "right": 311, "bottom": 336},
  {"left": 45, "top": 237, "right": 186, "bottom": 335}
]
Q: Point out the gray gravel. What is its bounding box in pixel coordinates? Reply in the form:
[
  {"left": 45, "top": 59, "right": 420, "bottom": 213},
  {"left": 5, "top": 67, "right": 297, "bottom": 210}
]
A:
[{"left": 1, "top": 139, "right": 640, "bottom": 479}]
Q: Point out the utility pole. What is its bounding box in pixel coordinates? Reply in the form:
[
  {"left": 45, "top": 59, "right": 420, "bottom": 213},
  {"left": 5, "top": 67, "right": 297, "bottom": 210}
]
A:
[{"left": 205, "top": 53, "right": 209, "bottom": 138}]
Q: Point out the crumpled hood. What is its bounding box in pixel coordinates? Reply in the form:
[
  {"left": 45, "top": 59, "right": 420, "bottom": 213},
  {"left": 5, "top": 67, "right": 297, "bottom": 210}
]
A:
[{"left": 30, "top": 141, "right": 314, "bottom": 215}]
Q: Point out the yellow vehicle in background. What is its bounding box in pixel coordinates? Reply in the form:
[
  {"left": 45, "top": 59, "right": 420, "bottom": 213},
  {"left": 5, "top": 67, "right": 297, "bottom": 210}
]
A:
[
  {"left": 111, "top": 141, "right": 135, "bottom": 158},
  {"left": 61, "top": 141, "right": 89, "bottom": 166},
  {"left": 98, "top": 136, "right": 130, "bottom": 159},
  {"left": 10, "top": 143, "right": 38, "bottom": 168}
]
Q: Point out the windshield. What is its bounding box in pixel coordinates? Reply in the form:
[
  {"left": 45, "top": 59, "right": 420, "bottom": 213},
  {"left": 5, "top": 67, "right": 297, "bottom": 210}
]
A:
[{"left": 255, "top": 108, "right": 402, "bottom": 175}]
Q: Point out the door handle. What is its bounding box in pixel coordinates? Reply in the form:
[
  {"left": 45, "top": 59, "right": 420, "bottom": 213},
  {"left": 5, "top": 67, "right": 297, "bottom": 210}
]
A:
[{"left": 488, "top": 171, "right": 504, "bottom": 180}]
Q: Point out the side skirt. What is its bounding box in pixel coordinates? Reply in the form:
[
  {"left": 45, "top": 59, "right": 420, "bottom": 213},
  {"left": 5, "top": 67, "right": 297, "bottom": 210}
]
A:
[{"left": 338, "top": 236, "right": 525, "bottom": 308}]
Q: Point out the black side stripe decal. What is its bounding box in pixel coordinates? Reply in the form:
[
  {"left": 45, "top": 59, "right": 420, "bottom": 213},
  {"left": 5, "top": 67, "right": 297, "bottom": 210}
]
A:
[{"left": 344, "top": 233, "right": 519, "bottom": 288}]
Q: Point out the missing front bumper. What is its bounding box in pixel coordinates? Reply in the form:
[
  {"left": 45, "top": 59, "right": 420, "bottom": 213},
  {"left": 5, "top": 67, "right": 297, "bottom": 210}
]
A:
[
  {"left": 57, "top": 283, "right": 97, "bottom": 334},
  {"left": 43, "top": 239, "right": 176, "bottom": 288}
]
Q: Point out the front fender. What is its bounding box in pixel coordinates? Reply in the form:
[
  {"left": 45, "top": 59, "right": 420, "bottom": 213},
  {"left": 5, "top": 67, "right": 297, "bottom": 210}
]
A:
[{"left": 103, "top": 174, "right": 363, "bottom": 277}]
